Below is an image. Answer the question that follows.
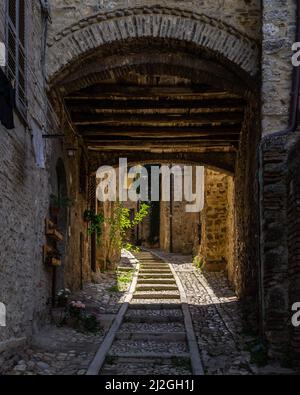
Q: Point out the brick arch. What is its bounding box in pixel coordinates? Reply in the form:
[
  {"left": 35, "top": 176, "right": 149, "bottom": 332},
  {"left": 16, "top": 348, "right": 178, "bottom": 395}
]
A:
[
  {"left": 47, "top": 5, "right": 259, "bottom": 82},
  {"left": 56, "top": 51, "right": 250, "bottom": 97}
]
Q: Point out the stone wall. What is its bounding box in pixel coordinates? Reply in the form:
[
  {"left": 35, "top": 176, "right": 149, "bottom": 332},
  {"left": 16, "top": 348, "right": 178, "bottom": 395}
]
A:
[
  {"left": 287, "top": 132, "right": 300, "bottom": 365},
  {"left": 48, "top": 0, "right": 261, "bottom": 44},
  {"left": 160, "top": 200, "right": 199, "bottom": 255},
  {"left": 225, "top": 177, "right": 237, "bottom": 289},
  {"left": 0, "top": 1, "right": 91, "bottom": 354},
  {"left": 0, "top": 2, "right": 55, "bottom": 346},
  {"left": 159, "top": 165, "right": 200, "bottom": 255},
  {"left": 260, "top": 0, "right": 300, "bottom": 365},
  {"left": 198, "top": 169, "right": 235, "bottom": 273},
  {"left": 234, "top": 97, "right": 261, "bottom": 329},
  {"left": 260, "top": 135, "right": 290, "bottom": 359},
  {"left": 45, "top": 1, "right": 261, "bottom": 93},
  {"left": 262, "top": 0, "right": 296, "bottom": 136}
]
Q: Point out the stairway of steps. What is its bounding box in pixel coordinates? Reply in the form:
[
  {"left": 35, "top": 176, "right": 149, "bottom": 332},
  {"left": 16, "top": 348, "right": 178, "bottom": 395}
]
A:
[{"left": 100, "top": 251, "right": 193, "bottom": 375}]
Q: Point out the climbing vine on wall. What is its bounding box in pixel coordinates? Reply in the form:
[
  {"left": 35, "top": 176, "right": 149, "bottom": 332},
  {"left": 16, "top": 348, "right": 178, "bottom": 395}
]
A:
[{"left": 84, "top": 202, "right": 150, "bottom": 267}]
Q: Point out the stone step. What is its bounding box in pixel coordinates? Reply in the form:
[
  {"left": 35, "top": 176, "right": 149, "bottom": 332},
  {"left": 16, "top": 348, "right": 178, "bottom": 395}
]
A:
[
  {"left": 106, "top": 353, "right": 191, "bottom": 364},
  {"left": 130, "top": 299, "right": 181, "bottom": 305},
  {"left": 140, "top": 264, "right": 169, "bottom": 267},
  {"left": 128, "top": 303, "right": 182, "bottom": 310},
  {"left": 140, "top": 261, "right": 168, "bottom": 265},
  {"left": 133, "top": 292, "right": 180, "bottom": 300},
  {"left": 117, "top": 266, "right": 135, "bottom": 272},
  {"left": 116, "top": 331, "right": 186, "bottom": 342},
  {"left": 139, "top": 269, "right": 172, "bottom": 274},
  {"left": 124, "top": 311, "right": 183, "bottom": 323},
  {"left": 119, "top": 321, "right": 185, "bottom": 332},
  {"left": 139, "top": 273, "right": 174, "bottom": 278},
  {"left": 140, "top": 267, "right": 170, "bottom": 270},
  {"left": 101, "top": 361, "right": 192, "bottom": 375},
  {"left": 137, "top": 279, "right": 176, "bottom": 285},
  {"left": 136, "top": 284, "right": 178, "bottom": 291},
  {"left": 109, "top": 339, "right": 188, "bottom": 355}
]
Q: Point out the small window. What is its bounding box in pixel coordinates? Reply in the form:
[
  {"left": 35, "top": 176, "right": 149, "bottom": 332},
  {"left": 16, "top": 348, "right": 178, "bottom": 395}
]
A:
[{"left": 6, "top": 0, "right": 27, "bottom": 120}]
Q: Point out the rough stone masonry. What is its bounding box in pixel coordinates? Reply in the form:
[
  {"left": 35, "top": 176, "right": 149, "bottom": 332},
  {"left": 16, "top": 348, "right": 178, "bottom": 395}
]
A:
[{"left": 0, "top": 0, "right": 300, "bottom": 371}]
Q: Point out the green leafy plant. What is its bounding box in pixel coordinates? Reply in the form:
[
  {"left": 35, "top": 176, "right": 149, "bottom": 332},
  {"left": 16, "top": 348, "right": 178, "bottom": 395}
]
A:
[
  {"left": 106, "top": 202, "right": 150, "bottom": 258},
  {"left": 86, "top": 202, "right": 150, "bottom": 269},
  {"left": 193, "top": 256, "right": 204, "bottom": 270},
  {"left": 84, "top": 209, "right": 105, "bottom": 245},
  {"left": 109, "top": 269, "right": 135, "bottom": 293}
]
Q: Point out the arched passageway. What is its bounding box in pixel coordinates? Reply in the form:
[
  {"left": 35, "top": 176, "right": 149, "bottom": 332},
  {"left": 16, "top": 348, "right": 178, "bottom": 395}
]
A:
[{"left": 47, "top": 5, "right": 261, "bottom": 350}]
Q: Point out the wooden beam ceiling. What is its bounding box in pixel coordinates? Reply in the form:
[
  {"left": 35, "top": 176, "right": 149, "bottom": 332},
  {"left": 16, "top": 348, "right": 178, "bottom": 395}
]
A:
[{"left": 64, "top": 82, "right": 245, "bottom": 152}]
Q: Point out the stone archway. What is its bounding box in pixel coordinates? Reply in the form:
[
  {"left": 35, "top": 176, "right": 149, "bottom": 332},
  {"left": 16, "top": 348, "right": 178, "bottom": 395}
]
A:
[
  {"left": 47, "top": 6, "right": 258, "bottom": 83},
  {"left": 46, "top": 4, "right": 261, "bottom": 335}
]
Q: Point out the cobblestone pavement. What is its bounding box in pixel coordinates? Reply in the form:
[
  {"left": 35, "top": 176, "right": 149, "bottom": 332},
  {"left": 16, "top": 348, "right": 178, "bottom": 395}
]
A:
[
  {"left": 3, "top": 250, "right": 297, "bottom": 375},
  {"left": 3, "top": 252, "right": 137, "bottom": 375},
  {"left": 150, "top": 249, "right": 297, "bottom": 375}
]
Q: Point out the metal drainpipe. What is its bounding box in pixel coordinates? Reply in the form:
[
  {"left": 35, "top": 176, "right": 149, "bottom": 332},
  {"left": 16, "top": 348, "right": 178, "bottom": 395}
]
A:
[{"left": 258, "top": 0, "right": 300, "bottom": 337}]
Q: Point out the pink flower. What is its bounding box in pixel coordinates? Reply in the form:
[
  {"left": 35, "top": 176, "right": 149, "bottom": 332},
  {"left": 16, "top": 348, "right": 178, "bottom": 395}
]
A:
[{"left": 70, "top": 301, "right": 85, "bottom": 309}]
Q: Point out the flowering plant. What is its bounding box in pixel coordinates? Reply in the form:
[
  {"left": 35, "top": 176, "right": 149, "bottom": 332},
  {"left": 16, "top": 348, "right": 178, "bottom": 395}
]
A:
[
  {"left": 56, "top": 299, "right": 99, "bottom": 333},
  {"left": 70, "top": 301, "right": 86, "bottom": 310},
  {"left": 68, "top": 300, "right": 86, "bottom": 319}
]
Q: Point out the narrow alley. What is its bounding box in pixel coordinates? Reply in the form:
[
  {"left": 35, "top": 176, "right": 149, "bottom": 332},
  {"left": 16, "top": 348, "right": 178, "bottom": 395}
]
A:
[
  {"left": 1, "top": 0, "right": 300, "bottom": 379},
  {"left": 3, "top": 250, "right": 294, "bottom": 376}
]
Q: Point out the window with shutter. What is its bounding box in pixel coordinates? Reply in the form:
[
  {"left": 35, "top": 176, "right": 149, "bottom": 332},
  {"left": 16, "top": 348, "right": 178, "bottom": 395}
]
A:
[{"left": 6, "top": 0, "right": 27, "bottom": 120}]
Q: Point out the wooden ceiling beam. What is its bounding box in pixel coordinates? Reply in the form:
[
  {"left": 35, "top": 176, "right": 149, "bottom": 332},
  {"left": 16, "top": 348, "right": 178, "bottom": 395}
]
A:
[
  {"left": 65, "top": 98, "right": 245, "bottom": 110},
  {"left": 68, "top": 106, "right": 244, "bottom": 115},
  {"left": 85, "top": 141, "right": 239, "bottom": 150},
  {"left": 66, "top": 85, "right": 238, "bottom": 98},
  {"left": 78, "top": 124, "right": 241, "bottom": 135},
  {"left": 83, "top": 136, "right": 240, "bottom": 144},
  {"left": 71, "top": 112, "right": 244, "bottom": 125}
]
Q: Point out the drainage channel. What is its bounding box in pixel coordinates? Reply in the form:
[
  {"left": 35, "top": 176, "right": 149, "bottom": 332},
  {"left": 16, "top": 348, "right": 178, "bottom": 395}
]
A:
[{"left": 87, "top": 251, "right": 203, "bottom": 376}]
